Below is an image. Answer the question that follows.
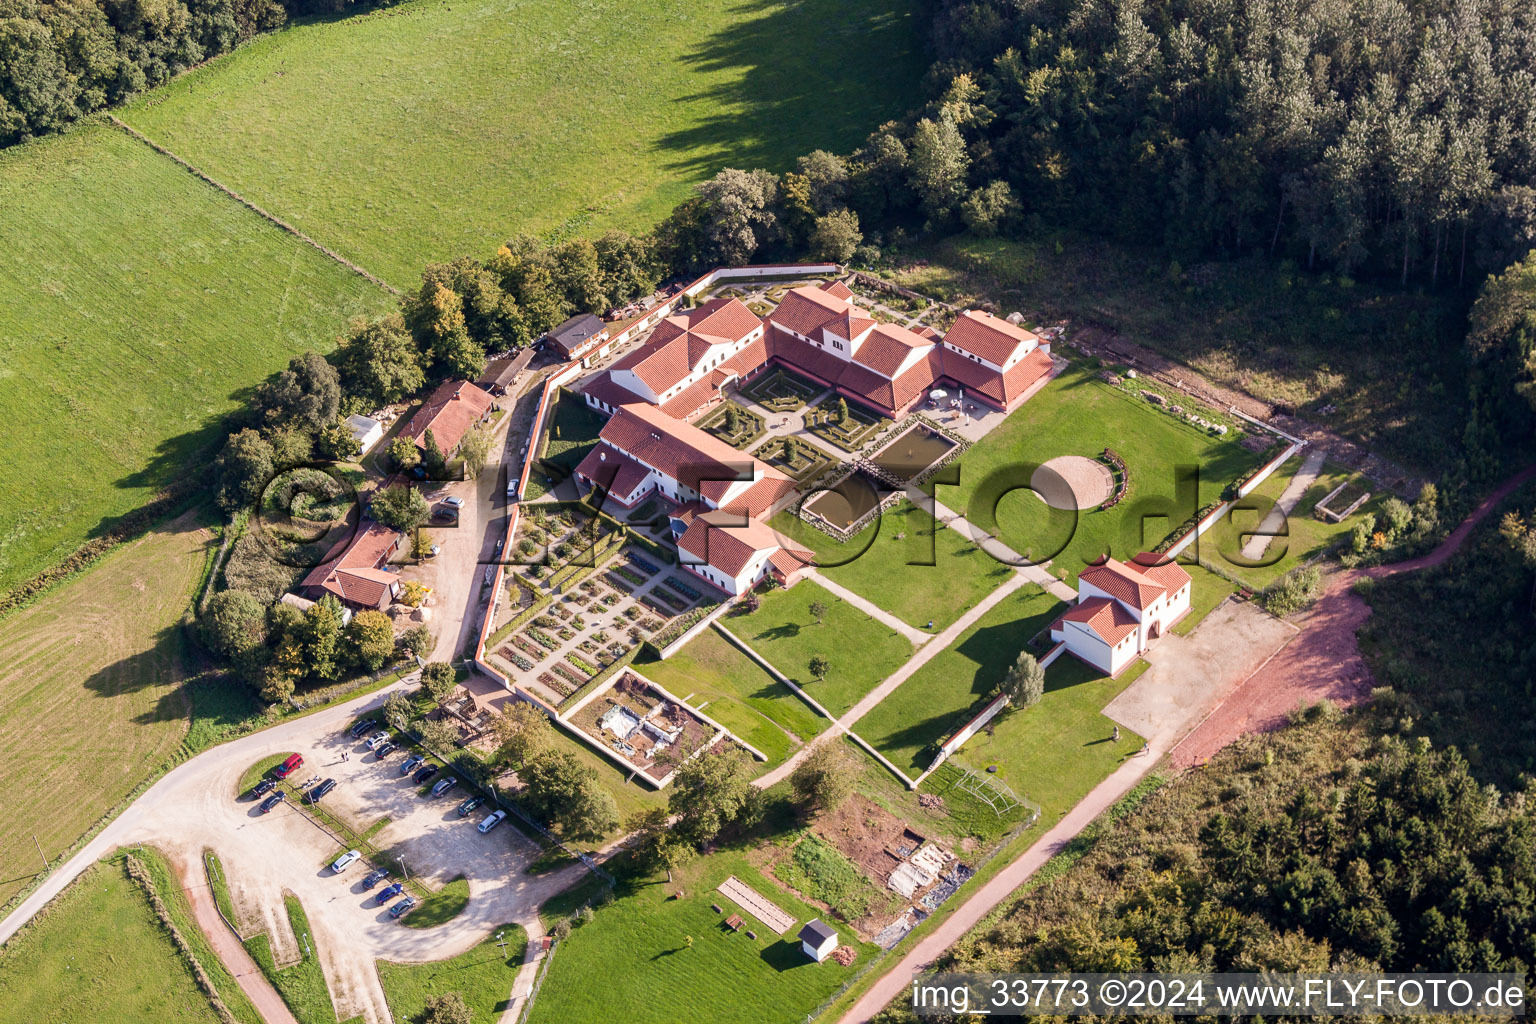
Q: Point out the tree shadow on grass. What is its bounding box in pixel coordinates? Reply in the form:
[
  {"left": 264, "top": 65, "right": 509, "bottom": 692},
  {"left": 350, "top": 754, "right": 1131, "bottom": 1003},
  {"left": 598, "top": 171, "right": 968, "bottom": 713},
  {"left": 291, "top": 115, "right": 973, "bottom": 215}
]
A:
[
  {"left": 651, "top": 0, "right": 928, "bottom": 176},
  {"left": 753, "top": 622, "right": 802, "bottom": 642}
]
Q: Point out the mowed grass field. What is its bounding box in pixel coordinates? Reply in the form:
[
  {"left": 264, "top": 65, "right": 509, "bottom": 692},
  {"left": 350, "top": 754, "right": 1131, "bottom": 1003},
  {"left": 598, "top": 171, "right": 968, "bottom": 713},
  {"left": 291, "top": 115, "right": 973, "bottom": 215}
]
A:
[
  {"left": 527, "top": 852, "right": 874, "bottom": 1024},
  {"left": 728, "top": 581, "right": 913, "bottom": 716},
  {"left": 121, "top": 0, "right": 928, "bottom": 287},
  {"left": 0, "top": 123, "right": 386, "bottom": 593},
  {"left": 633, "top": 630, "right": 826, "bottom": 768},
  {"left": 772, "top": 501, "right": 1016, "bottom": 631},
  {"left": 952, "top": 362, "right": 1262, "bottom": 583},
  {"left": 0, "top": 511, "right": 212, "bottom": 905},
  {"left": 0, "top": 857, "right": 226, "bottom": 1024}
]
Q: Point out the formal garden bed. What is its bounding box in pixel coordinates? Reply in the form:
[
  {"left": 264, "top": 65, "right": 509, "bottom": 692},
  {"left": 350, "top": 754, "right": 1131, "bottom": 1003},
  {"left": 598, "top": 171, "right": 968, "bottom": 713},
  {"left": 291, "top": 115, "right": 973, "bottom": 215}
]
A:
[
  {"left": 806, "top": 394, "right": 889, "bottom": 451},
  {"left": 695, "top": 400, "right": 765, "bottom": 449},
  {"left": 741, "top": 366, "right": 822, "bottom": 411},
  {"left": 751, "top": 435, "right": 833, "bottom": 483}
]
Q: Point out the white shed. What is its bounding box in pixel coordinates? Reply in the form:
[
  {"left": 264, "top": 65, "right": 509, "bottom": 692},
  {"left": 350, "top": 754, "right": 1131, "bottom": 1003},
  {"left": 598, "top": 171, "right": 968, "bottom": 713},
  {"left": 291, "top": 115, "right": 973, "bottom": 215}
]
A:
[
  {"left": 346, "top": 413, "right": 386, "bottom": 454},
  {"left": 798, "top": 919, "right": 838, "bottom": 963}
]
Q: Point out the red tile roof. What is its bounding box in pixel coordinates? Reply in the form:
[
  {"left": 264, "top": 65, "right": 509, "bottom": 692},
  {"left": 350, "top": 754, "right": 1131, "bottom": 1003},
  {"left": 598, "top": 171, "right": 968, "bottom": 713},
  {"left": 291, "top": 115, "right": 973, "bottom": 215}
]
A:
[
  {"left": 1127, "top": 552, "right": 1194, "bottom": 592},
  {"left": 1055, "top": 597, "right": 1140, "bottom": 645},
  {"left": 574, "top": 442, "right": 653, "bottom": 503},
  {"left": 939, "top": 347, "right": 1052, "bottom": 408},
  {"left": 1079, "top": 557, "right": 1167, "bottom": 610},
  {"left": 677, "top": 511, "right": 812, "bottom": 581},
  {"left": 820, "top": 280, "right": 855, "bottom": 300},
  {"left": 579, "top": 372, "right": 645, "bottom": 411},
  {"left": 943, "top": 310, "right": 1041, "bottom": 367},
  {"left": 403, "top": 380, "right": 493, "bottom": 454},
  {"left": 612, "top": 297, "right": 762, "bottom": 397},
  {"left": 767, "top": 284, "right": 856, "bottom": 337},
  {"left": 852, "top": 323, "right": 933, "bottom": 378},
  {"left": 595, "top": 403, "right": 788, "bottom": 506},
  {"left": 301, "top": 521, "right": 402, "bottom": 607}
]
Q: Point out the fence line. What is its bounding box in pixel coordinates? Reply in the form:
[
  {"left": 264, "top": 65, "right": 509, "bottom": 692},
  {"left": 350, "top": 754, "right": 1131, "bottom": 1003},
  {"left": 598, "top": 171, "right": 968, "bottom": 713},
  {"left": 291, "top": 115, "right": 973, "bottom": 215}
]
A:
[{"left": 106, "top": 116, "right": 398, "bottom": 294}]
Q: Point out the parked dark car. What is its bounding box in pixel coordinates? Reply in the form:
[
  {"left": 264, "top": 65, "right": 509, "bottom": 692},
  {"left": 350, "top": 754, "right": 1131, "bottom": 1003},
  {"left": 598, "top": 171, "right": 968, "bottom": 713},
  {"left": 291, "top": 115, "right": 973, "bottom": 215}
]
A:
[
  {"left": 250, "top": 778, "right": 276, "bottom": 799},
  {"left": 361, "top": 869, "right": 389, "bottom": 890},
  {"left": 400, "top": 755, "right": 424, "bottom": 775},
  {"left": 350, "top": 718, "right": 379, "bottom": 739},
  {"left": 431, "top": 776, "right": 458, "bottom": 798},
  {"left": 375, "top": 742, "right": 396, "bottom": 758},
  {"left": 305, "top": 778, "right": 337, "bottom": 804},
  {"left": 258, "top": 792, "right": 286, "bottom": 814},
  {"left": 389, "top": 897, "right": 416, "bottom": 919},
  {"left": 374, "top": 882, "right": 405, "bottom": 905},
  {"left": 456, "top": 795, "right": 485, "bottom": 818},
  {"left": 413, "top": 764, "right": 440, "bottom": 785}
]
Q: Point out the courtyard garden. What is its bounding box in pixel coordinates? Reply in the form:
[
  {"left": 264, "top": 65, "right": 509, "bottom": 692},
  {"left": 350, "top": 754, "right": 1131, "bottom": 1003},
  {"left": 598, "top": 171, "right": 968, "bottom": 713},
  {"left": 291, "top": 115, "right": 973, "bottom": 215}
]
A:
[
  {"left": 952, "top": 362, "right": 1263, "bottom": 584},
  {"left": 773, "top": 501, "right": 1013, "bottom": 631},
  {"left": 853, "top": 583, "right": 1064, "bottom": 776},
  {"left": 806, "top": 394, "right": 889, "bottom": 451},
  {"left": 727, "top": 582, "right": 913, "bottom": 716},
  {"left": 741, "top": 367, "right": 823, "bottom": 411},
  {"left": 696, "top": 401, "right": 765, "bottom": 449}
]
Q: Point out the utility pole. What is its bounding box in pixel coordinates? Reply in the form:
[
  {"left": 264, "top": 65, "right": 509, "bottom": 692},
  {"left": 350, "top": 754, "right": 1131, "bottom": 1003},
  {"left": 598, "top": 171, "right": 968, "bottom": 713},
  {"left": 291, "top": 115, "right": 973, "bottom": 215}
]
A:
[
  {"left": 303, "top": 932, "right": 311, "bottom": 957},
  {"left": 398, "top": 856, "right": 409, "bottom": 882},
  {"left": 32, "top": 835, "right": 47, "bottom": 873},
  {"left": 495, "top": 931, "right": 509, "bottom": 958}
]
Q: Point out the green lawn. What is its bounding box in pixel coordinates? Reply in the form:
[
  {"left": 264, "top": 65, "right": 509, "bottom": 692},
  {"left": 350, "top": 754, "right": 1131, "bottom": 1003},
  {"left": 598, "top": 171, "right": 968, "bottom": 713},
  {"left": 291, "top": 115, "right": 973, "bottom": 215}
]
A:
[
  {"left": 120, "top": 0, "right": 927, "bottom": 288},
  {"left": 399, "top": 874, "right": 470, "bottom": 929},
  {"left": 527, "top": 853, "right": 874, "bottom": 1024},
  {"left": 951, "top": 361, "right": 1262, "bottom": 584},
  {"left": 1171, "top": 562, "right": 1237, "bottom": 636},
  {"left": 632, "top": 631, "right": 826, "bottom": 767},
  {"left": 0, "top": 123, "right": 385, "bottom": 593},
  {"left": 855, "top": 584, "right": 1066, "bottom": 776},
  {"left": 542, "top": 393, "right": 607, "bottom": 475},
  {"left": 0, "top": 512, "right": 212, "bottom": 905},
  {"left": 378, "top": 924, "right": 527, "bottom": 1024},
  {"left": 773, "top": 501, "right": 1015, "bottom": 631},
  {"left": 545, "top": 723, "right": 669, "bottom": 833},
  {"left": 243, "top": 896, "right": 338, "bottom": 1024},
  {"left": 727, "top": 582, "right": 914, "bottom": 716},
  {"left": 946, "top": 658, "right": 1149, "bottom": 824},
  {"left": 0, "top": 857, "right": 228, "bottom": 1024},
  {"left": 1203, "top": 457, "right": 1384, "bottom": 589}
]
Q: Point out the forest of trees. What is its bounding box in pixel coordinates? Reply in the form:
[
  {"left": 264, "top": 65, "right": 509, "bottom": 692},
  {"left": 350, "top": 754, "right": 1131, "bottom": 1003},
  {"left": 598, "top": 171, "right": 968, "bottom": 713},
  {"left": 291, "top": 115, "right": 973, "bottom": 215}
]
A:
[
  {"left": 873, "top": 702, "right": 1536, "bottom": 1023},
  {"left": 0, "top": 0, "right": 392, "bottom": 145}
]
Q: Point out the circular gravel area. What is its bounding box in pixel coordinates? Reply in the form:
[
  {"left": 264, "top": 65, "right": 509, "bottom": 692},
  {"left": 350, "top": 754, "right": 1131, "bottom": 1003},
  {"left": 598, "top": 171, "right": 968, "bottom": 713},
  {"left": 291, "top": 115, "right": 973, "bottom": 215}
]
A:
[{"left": 1031, "top": 455, "right": 1113, "bottom": 510}]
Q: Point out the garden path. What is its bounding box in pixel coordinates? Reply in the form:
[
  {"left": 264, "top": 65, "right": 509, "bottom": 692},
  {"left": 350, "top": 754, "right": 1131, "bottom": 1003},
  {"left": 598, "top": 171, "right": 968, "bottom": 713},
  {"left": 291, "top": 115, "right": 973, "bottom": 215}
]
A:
[
  {"left": 800, "top": 569, "right": 932, "bottom": 644},
  {"left": 1240, "top": 448, "right": 1325, "bottom": 562},
  {"left": 754, "top": 571, "right": 1033, "bottom": 790},
  {"left": 914, "top": 489, "right": 1078, "bottom": 603}
]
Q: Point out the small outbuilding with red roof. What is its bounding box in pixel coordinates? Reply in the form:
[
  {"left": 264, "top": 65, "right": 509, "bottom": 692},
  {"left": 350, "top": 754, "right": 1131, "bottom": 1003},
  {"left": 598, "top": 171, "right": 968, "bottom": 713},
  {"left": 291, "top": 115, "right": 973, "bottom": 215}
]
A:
[{"left": 1050, "top": 554, "right": 1193, "bottom": 675}]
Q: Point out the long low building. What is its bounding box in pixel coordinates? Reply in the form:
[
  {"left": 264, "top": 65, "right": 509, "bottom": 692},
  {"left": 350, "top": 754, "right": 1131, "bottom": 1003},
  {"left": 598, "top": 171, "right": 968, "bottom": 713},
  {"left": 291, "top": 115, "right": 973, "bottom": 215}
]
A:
[
  {"left": 573, "top": 401, "right": 806, "bottom": 596},
  {"left": 580, "top": 280, "right": 1052, "bottom": 422}
]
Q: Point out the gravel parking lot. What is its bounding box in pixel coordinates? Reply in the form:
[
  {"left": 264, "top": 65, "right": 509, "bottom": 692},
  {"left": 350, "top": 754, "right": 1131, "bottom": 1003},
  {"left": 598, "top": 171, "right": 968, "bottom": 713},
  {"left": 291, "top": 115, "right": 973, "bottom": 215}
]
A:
[{"left": 0, "top": 682, "right": 587, "bottom": 1024}]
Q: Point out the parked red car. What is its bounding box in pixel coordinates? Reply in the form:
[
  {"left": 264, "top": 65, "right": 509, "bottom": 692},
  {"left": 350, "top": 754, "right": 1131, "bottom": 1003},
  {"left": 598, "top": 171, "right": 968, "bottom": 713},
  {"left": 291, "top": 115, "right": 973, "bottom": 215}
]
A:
[{"left": 273, "top": 753, "right": 303, "bottom": 779}]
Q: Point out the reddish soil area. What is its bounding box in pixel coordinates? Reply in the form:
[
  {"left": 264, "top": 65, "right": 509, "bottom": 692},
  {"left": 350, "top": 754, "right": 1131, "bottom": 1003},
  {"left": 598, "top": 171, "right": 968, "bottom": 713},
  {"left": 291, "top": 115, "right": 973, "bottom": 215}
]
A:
[
  {"left": 1172, "top": 463, "right": 1536, "bottom": 768},
  {"left": 814, "top": 794, "right": 923, "bottom": 885}
]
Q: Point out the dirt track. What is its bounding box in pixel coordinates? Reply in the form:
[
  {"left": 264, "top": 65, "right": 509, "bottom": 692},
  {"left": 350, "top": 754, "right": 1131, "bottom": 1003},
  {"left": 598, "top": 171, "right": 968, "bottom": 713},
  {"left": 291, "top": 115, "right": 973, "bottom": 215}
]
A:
[{"left": 1172, "top": 462, "right": 1536, "bottom": 767}]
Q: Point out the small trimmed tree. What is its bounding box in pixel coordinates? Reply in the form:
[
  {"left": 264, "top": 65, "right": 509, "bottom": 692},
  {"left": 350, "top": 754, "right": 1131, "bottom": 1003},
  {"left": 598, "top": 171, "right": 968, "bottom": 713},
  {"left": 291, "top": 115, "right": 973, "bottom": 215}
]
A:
[
  {"left": 723, "top": 404, "right": 740, "bottom": 434},
  {"left": 809, "top": 654, "right": 830, "bottom": 683},
  {"left": 416, "top": 991, "right": 472, "bottom": 1024},
  {"left": 789, "top": 742, "right": 856, "bottom": 816},
  {"left": 344, "top": 609, "right": 396, "bottom": 671},
  {"left": 836, "top": 397, "right": 849, "bottom": 423},
  {"left": 996, "top": 651, "right": 1045, "bottom": 709},
  {"left": 388, "top": 436, "right": 421, "bottom": 471},
  {"left": 809, "top": 600, "right": 828, "bottom": 625},
  {"left": 421, "top": 428, "right": 449, "bottom": 475},
  {"left": 420, "top": 661, "right": 457, "bottom": 704}
]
